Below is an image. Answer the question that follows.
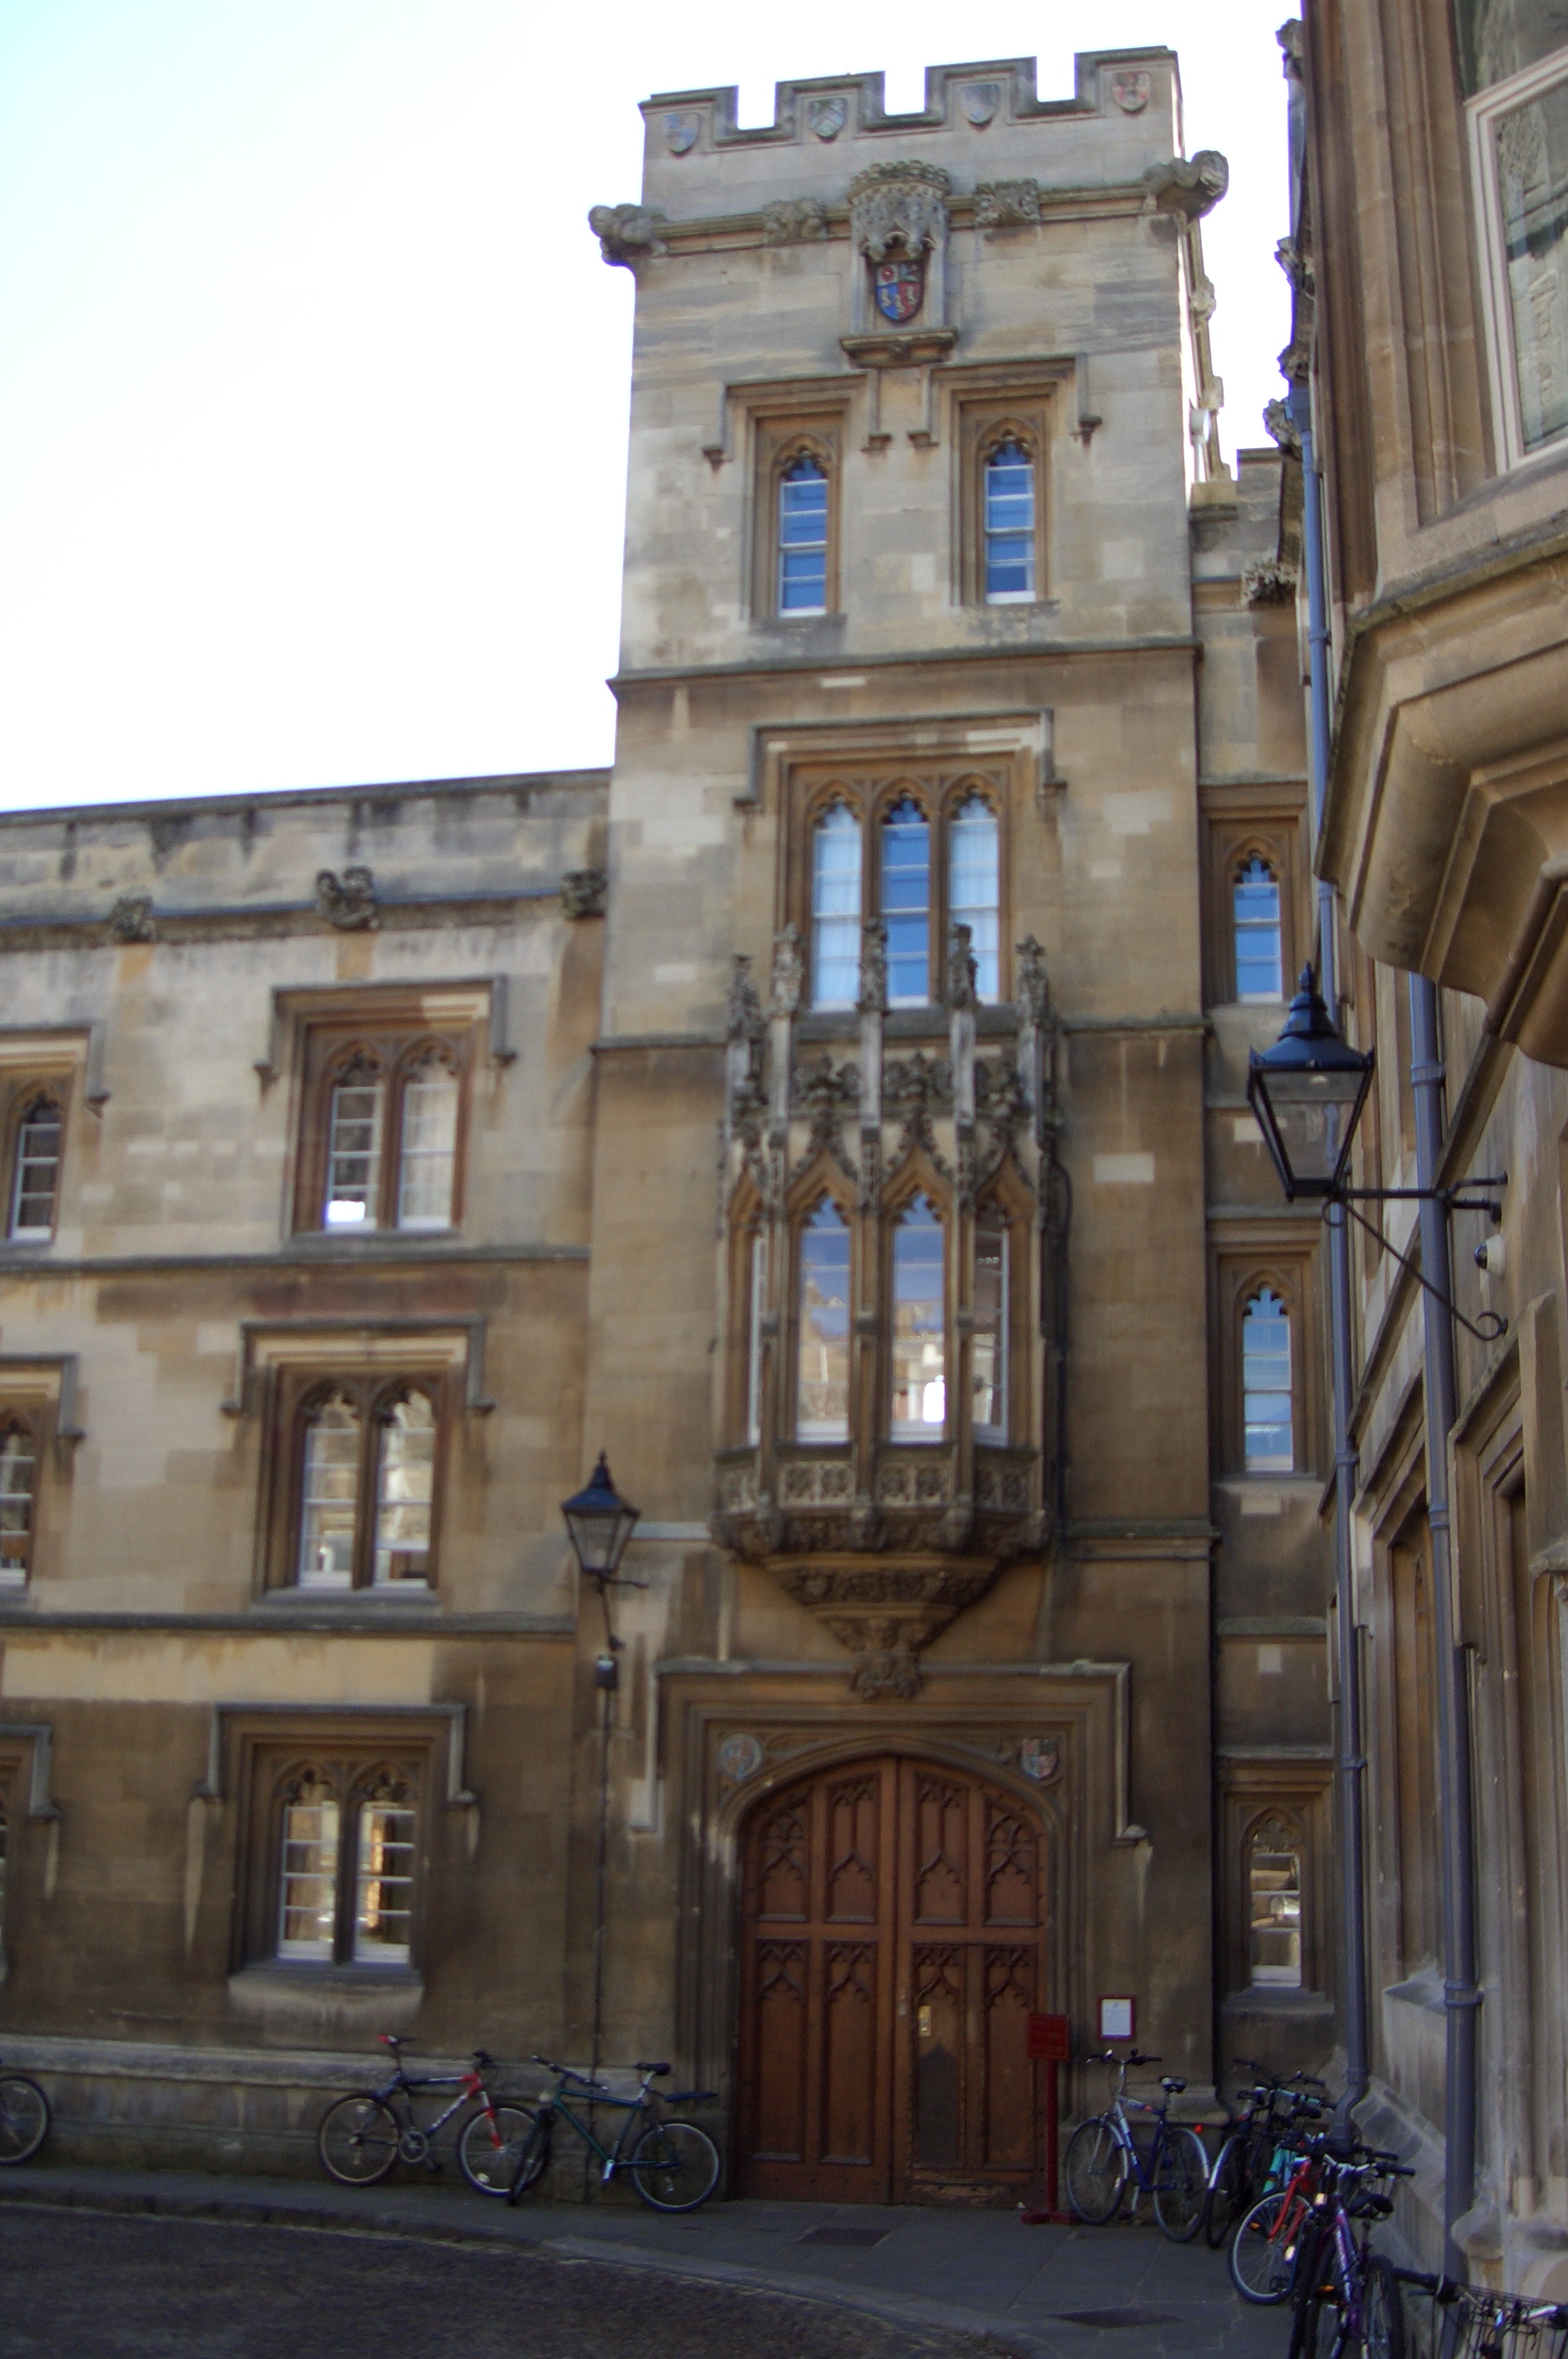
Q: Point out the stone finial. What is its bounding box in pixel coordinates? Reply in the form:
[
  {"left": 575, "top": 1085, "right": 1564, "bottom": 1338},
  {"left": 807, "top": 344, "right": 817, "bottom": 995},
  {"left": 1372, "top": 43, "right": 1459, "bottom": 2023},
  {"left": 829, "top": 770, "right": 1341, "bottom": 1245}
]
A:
[
  {"left": 847, "top": 160, "right": 951, "bottom": 261},
  {"left": 769, "top": 924, "right": 804, "bottom": 1018},
  {"left": 560, "top": 869, "right": 607, "bottom": 920},
  {"left": 1014, "top": 935, "right": 1050, "bottom": 1027},
  {"left": 944, "top": 920, "right": 978, "bottom": 1014},
  {"left": 857, "top": 919, "right": 888, "bottom": 1015},
  {"left": 588, "top": 204, "right": 668, "bottom": 268},
  {"left": 762, "top": 199, "right": 828, "bottom": 246},
  {"left": 315, "top": 867, "right": 378, "bottom": 931},
  {"left": 1142, "top": 151, "right": 1230, "bottom": 222},
  {"left": 725, "top": 953, "right": 766, "bottom": 1042},
  {"left": 973, "top": 180, "right": 1041, "bottom": 229}
]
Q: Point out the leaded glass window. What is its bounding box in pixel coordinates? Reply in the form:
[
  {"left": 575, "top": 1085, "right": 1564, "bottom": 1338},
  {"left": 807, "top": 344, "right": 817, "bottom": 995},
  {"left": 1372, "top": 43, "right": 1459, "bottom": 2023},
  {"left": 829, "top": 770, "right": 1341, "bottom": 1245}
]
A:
[
  {"left": 277, "top": 1771, "right": 341, "bottom": 1959},
  {"left": 891, "top": 1197, "right": 946, "bottom": 1436},
  {"left": 372, "top": 1392, "right": 435, "bottom": 1586},
  {"left": 353, "top": 1774, "right": 416, "bottom": 1964},
  {"left": 297, "top": 1391, "right": 364, "bottom": 1587},
  {"left": 324, "top": 1059, "right": 384, "bottom": 1228}
]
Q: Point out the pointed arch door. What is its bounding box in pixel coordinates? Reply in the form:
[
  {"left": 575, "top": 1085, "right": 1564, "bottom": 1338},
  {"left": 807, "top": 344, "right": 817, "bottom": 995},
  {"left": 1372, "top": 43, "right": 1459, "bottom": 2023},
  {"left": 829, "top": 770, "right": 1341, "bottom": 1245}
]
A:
[{"left": 735, "top": 1754, "right": 1049, "bottom": 2203}]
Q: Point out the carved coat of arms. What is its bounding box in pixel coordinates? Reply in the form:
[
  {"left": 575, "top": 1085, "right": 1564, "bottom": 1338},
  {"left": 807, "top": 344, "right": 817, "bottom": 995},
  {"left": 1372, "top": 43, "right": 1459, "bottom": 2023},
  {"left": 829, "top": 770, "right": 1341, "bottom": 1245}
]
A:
[
  {"left": 875, "top": 255, "right": 926, "bottom": 323},
  {"left": 809, "top": 95, "right": 847, "bottom": 142},
  {"left": 1109, "top": 70, "right": 1151, "bottom": 114},
  {"left": 1019, "top": 1736, "right": 1061, "bottom": 1784}
]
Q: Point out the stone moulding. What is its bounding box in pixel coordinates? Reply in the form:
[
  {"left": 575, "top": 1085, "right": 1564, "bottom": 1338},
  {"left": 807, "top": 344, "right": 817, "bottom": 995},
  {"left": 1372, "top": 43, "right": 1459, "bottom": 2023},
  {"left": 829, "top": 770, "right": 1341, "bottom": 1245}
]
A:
[{"left": 847, "top": 159, "right": 952, "bottom": 261}]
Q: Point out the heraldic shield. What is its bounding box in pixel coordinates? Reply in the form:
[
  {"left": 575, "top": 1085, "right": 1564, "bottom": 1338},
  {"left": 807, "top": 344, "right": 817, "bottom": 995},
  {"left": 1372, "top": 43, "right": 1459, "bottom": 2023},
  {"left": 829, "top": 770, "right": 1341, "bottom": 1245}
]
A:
[{"left": 875, "top": 255, "right": 926, "bottom": 323}]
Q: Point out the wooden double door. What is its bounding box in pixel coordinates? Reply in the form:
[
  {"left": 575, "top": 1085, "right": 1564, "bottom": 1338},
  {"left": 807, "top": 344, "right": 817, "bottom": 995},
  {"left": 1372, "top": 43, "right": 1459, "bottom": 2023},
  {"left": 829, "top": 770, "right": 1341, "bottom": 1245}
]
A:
[{"left": 735, "top": 1755, "right": 1049, "bottom": 2204}]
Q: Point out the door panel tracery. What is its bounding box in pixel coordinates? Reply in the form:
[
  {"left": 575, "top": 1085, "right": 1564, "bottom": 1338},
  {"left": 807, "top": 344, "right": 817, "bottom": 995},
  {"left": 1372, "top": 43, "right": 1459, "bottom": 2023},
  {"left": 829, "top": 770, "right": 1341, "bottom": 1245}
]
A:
[{"left": 735, "top": 1754, "right": 1048, "bottom": 2202}]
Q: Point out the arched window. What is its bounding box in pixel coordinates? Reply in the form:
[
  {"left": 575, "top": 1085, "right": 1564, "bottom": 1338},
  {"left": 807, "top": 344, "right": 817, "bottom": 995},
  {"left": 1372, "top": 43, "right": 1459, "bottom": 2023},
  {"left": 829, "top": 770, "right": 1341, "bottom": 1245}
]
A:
[
  {"left": 395, "top": 1050, "right": 459, "bottom": 1231},
  {"left": 277, "top": 1768, "right": 341, "bottom": 1959},
  {"left": 8, "top": 1093, "right": 63, "bottom": 1241},
  {"left": 1242, "top": 1288, "right": 1293, "bottom": 1470},
  {"left": 297, "top": 1390, "right": 364, "bottom": 1587},
  {"left": 811, "top": 805, "right": 862, "bottom": 1009},
  {"left": 983, "top": 437, "right": 1035, "bottom": 601},
  {"left": 1248, "top": 1814, "right": 1304, "bottom": 1987},
  {"left": 0, "top": 1418, "right": 36, "bottom": 1587},
  {"left": 797, "top": 1199, "right": 851, "bottom": 1440},
  {"left": 972, "top": 1207, "right": 1008, "bottom": 1438},
  {"left": 949, "top": 795, "right": 1000, "bottom": 1001},
  {"left": 891, "top": 1196, "right": 946, "bottom": 1436},
  {"left": 323, "top": 1056, "right": 384, "bottom": 1228},
  {"left": 1234, "top": 856, "right": 1283, "bottom": 1000},
  {"left": 353, "top": 1769, "right": 417, "bottom": 1964},
  {"left": 882, "top": 798, "right": 931, "bottom": 1004},
  {"left": 778, "top": 454, "right": 829, "bottom": 613},
  {"left": 373, "top": 1390, "right": 436, "bottom": 1586}
]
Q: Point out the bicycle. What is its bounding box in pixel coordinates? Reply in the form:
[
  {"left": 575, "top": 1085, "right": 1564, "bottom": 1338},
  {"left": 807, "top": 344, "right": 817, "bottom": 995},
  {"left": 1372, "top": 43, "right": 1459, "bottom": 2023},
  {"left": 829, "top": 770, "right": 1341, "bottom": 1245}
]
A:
[
  {"left": 316, "top": 2034, "right": 533, "bottom": 2193},
  {"left": 1062, "top": 2049, "right": 1210, "bottom": 2241},
  {"left": 1206, "top": 2063, "right": 1328, "bottom": 2248},
  {"left": 1285, "top": 2146, "right": 1415, "bottom": 2359},
  {"left": 1230, "top": 2131, "right": 1328, "bottom": 2303},
  {"left": 0, "top": 2062, "right": 49, "bottom": 2165},
  {"left": 1397, "top": 2271, "right": 1568, "bottom": 2359},
  {"left": 504, "top": 2054, "right": 720, "bottom": 2214}
]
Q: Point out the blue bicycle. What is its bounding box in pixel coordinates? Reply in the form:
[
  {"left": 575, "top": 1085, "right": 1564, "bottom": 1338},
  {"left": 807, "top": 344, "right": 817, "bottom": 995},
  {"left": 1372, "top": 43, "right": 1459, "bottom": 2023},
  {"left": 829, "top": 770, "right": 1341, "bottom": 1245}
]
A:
[{"left": 1064, "top": 2048, "right": 1210, "bottom": 2240}]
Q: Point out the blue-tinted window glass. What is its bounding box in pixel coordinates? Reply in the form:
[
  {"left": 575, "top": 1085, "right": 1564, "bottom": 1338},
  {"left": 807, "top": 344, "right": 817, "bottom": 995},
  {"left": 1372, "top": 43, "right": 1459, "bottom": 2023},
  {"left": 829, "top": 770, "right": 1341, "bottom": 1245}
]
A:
[
  {"left": 891, "top": 1197, "right": 946, "bottom": 1435},
  {"left": 949, "top": 795, "right": 1000, "bottom": 1000},
  {"left": 797, "top": 1199, "right": 851, "bottom": 1439},
  {"left": 811, "top": 804, "right": 862, "bottom": 1008},
  {"left": 882, "top": 798, "right": 931, "bottom": 1004},
  {"left": 778, "top": 455, "right": 828, "bottom": 613},
  {"left": 1234, "top": 856, "right": 1283, "bottom": 1000},
  {"left": 1242, "top": 1288, "right": 1293, "bottom": 1470},
  {"left": 984, "top": 439, "right": 1035, "bottom": 601}
]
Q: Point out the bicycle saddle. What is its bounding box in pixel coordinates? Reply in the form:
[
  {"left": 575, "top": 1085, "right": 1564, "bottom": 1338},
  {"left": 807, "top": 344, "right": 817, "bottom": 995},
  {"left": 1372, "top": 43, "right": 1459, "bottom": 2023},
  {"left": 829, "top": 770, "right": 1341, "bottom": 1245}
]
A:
[
  {"left": 636, "top": 2060, "right": 671, "bottom": 2076},
  {"left": 378, "top": 2033, "right": 410, "bottom": 2051},
  {"left": 1160, "top": 2075, "right": 1187, "bottom": 2093}
]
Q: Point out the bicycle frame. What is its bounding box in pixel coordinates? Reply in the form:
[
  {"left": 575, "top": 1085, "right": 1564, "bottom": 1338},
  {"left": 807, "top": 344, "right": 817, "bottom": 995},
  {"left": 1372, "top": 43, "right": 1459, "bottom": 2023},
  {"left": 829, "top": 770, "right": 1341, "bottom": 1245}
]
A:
[
  {"left": 368, "top": 2045, "right": 504, "bottom": 2148},
  {"left": 1096, "top": 2059, "right": 1185, "bottom": 2196},
  {"left": 523, "top": 2063, "right": 670, "bottom": 2186}
]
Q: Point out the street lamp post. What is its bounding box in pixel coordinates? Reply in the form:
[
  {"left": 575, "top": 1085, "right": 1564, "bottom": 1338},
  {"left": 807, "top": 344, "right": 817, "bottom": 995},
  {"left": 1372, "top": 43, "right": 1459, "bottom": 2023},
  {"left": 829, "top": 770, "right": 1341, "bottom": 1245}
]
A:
[{"left": 560, "top": 1453, "right": 642, "bottom": 2103}]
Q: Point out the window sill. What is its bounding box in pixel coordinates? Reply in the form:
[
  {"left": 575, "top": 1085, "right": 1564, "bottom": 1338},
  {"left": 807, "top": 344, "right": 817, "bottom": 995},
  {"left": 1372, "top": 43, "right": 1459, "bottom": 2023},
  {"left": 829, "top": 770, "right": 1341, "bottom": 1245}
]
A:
[
  {"left": 228, "top": 1959, "right": 424, "bottom": 2034},
  {"left": 253, "top": 1588, "right": 441, "bottom": 1618},
  {"left": 288, "top": 1230, "right": 461, "bottom": 1255}
]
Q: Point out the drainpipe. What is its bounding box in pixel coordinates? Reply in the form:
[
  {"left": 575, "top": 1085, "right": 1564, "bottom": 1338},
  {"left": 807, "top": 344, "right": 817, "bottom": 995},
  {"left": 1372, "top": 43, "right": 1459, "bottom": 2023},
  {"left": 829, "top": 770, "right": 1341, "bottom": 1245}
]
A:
[
  {"left": 1287, "top": 376, "right": 1371, "bottom": 2132},
  {"left": 1409, "top": 975, "right": 1479, "bottom": 2277}
]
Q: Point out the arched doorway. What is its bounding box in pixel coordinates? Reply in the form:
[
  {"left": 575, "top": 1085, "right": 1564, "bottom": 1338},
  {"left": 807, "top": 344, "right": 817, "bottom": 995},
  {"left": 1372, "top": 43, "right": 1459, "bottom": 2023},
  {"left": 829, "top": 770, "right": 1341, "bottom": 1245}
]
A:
[{"left": 735, "top": 1754, "right": 1049, "bottom": 2204}]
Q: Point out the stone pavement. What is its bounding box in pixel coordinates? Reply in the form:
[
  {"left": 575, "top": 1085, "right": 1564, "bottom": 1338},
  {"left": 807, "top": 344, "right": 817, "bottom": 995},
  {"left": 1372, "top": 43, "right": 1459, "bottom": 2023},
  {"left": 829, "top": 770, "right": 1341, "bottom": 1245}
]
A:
[{"left": 0, "top": 2160, "right": 1292, "bottom": 2357}]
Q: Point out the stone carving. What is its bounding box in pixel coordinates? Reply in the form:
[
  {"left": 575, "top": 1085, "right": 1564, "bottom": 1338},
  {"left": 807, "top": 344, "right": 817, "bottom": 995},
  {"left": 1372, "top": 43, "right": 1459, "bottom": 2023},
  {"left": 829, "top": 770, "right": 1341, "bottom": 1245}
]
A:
[
  {"left": 791, "top": 1053, "right": 859, "bottom": 1168},
  {"left": 1243, "top": 559, "right": 1299, "bottom": 607},
  {"left": 1189, "top": 274, "right": 1218, "bottom": 323},
  {"left": 808, "top": 95, "right": 847, "bottom": 142},
  {"left": 315, "top": 867, "right": 378, "bottom": 930},
  {"left": 1263, "top": 396, "right": 1302, "bottom": 457},
  {"left": 588, "top": 204, "right": 668, "bottom": 268},
  {"left": 106, "top": 895, "right": 156, "bottom": 944},
  {"left": 560, "top": 869, "right": 607, "bottom": 919},
  {"left": 762, "top": 199, "right": 828, "bottom": 246},
  {"left": 725, "top": 953, "right": 766, "bottom": 1045},
  {"left": 1110, "top": 69, "right": 1152, "bottom": 113},
  {"left": 663, "top": 111, "right": 699, "bottom": 156},
  {"left": 958, "top": 82, "right": 1000, "bottom": 127},
  {"left": 717, "top": 1732, "right": 764, "bottom": 1783},
  {"left": 1014, "top": 935, "right": 1050, "bottom": 1027},
  {"left": 944, "top": 921, "right": 978, "bottom": 1014},
  {"left": 857, "top": 918, "right": 888, "bottom": 1014},
  {"left": 1019, "top": 1736, "right": 1061, "bottom": 1783},
  {"left": 973, "top": 179, "right": 1041, "bottom": 228},
  {"left": 1142, "top": 150, "right": 1230, "bottom": 222},
  {"left": 847, "top": 160, "right": 951, "bottom": 261},
  {"left": 769, "top": 923, "right": 805, "bottom": 1018}
]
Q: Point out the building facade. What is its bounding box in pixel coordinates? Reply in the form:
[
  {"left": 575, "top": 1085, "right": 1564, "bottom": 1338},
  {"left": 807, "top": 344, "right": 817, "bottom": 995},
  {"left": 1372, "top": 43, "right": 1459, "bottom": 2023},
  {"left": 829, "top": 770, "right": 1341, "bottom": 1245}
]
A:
[
  {"left": 1284, "top": 0, "right": 1568, "bottom": 2297},
  {"left": 0, "top": 48, "right": 1326, "bottom": 2197}
]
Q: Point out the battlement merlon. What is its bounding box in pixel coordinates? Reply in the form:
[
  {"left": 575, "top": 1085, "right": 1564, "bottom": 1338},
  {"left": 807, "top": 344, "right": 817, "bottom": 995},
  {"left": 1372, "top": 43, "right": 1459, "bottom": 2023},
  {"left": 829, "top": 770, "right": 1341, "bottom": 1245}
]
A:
[{"left": 635, "top": 50, "right": 1182, "bottom": 219}]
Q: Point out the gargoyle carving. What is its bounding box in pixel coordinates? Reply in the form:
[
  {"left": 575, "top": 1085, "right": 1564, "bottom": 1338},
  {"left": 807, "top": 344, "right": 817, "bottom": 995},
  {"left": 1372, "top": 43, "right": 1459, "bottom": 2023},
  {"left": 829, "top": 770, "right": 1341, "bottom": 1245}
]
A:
[
  {"left": 588, "top": 204, "right": 668, "bottom": 268},
  {"left": 973, "top": 180, "right": 1041, "bottom": 228},
  {"left": 762, "top": 199, "right": 828, "bottom": 246},
  {"left": 1142, "top": 150, "right": 1230, "bottom": 222},
  {"left": 315, "top": 867, "right": 378, "bottom": 931},
  {"left": 106, "top": 895, "right": 157, "bottom": 945},
  {"left": 560, "top": 869, "right": 607, "bottom": 919}
]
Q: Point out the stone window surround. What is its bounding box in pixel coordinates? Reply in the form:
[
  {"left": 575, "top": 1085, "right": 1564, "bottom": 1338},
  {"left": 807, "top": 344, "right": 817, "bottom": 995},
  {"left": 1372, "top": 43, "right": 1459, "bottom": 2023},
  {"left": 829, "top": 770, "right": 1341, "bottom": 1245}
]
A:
[
  {"left": 1210, "top": 1238, "right": 1321, "bottom": 1480},
  {"left": 1467, "top": 41, "right": 1568, "bottom": 473},
  {"left": 288, "top": 993, "right": 487, "bottom": 1241}
]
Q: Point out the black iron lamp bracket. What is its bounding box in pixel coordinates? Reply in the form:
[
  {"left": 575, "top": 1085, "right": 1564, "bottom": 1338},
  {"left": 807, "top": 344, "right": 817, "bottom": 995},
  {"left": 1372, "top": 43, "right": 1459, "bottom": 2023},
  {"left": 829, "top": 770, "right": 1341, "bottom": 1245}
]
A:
[{"left": 1328, "top": 1178, "right": 1508, "bottom": 1345}]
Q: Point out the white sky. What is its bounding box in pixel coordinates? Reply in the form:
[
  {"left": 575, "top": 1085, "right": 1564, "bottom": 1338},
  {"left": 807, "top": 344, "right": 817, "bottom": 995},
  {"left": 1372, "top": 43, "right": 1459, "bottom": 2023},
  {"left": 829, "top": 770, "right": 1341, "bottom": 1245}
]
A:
[{"left": 0, "top": 1, "right": 1292, "bottom": 813}]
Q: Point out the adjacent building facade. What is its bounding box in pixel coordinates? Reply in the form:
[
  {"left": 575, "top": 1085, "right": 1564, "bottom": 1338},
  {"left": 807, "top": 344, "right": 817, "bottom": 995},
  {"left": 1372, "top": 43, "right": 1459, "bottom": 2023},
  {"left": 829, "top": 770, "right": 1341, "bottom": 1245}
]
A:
[
  {"left": 0, "top": 48, "right": 1328, "bottom": 2197},
  {"left": 1286, "top": 0, "right": 1568, "bottom": 2297}
]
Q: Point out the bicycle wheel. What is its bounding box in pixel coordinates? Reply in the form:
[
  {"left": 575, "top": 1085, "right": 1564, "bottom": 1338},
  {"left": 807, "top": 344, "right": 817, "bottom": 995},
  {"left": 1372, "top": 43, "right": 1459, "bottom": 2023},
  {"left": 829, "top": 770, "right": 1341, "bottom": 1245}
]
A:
[
  {"left": 503, "top": 2114, "right": 551, "bottom": 2205},
  {"left": 1230, "top": 2191, "right": 1303, "bottom": 2304},
  {"left": 1360, "top": 2257, "right": 1407, "bottom": 2359},
  {"left": 457, "top": 2103, "right": 539, "bottom": 2197},
  {"left": 1287, "top": 2228, "right": 1342, "bottom": 2359},
  {"left": 317, "top": 2093, "right": 400, "bottom": 2186},
  {"left": 0, "top": 2074, "right": 49, "bottom": 2164},
  {"left": 1205, "top": 2134, "right": 1248, "bottom": 2248},
  {"left": 629, "top": 2119, "right": 720, "bottom": 2212},
  {"left": 1153, "top": 2124, "right": 1210, "bottom": 2243},
  {"left": 1064, "top": 2118, "right": 1127, "bottom": 2226}
]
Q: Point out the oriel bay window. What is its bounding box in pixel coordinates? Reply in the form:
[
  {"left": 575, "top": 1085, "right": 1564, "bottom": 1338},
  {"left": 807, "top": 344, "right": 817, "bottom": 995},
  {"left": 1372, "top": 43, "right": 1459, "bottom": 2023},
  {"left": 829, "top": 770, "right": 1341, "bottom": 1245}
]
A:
[
  {"left": 292, "top": 1378, "right": 441, "bottom": 1589},
  {"left": 806, "top": 787, "right": 1003, "bottom": 1009},
  {"left": 972, "top": 1206, "right": 1008, "bottom": 1438},
  {"left": 797, "top": 1199, "right": 851, "bottom": 1441}
]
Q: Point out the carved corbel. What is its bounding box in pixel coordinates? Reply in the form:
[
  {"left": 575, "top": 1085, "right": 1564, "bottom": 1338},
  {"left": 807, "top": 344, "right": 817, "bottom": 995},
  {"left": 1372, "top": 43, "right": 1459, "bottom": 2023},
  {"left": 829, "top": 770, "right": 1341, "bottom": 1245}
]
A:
[
  {"left": 587, "top": 204, "right": 668, "bottom": 268},
  {"left": 315, "top": 867, "right": 378, "bottom": 931},
  {"left": 1142, "top": 151, "right": 1230, "bottom": 222}
]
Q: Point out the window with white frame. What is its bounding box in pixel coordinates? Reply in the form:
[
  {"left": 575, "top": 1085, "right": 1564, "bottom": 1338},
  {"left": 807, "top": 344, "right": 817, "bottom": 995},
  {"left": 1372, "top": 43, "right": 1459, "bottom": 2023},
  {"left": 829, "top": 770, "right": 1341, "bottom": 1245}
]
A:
[
  {"left": 1247, "top": 1813, "right": 1304, "bottom": 1987},
  {"left": 778, "top": 454, "right": 830, "bottom": 614},
  {"left": 807, "top": 791, "right": 1001, "bottom": 1010},
  {"left": 275, "top": 1760, "right": 418, "bottom": 1967},
  {"left": 983, "top": 437, "right": 1037, "bottom": 601},
  {"left": 1469, "top": 40, "right": 1568, "bottom": 465},
  {"left": 7, "top": 1093, "right": 63, "bottom": 1242},
  {"left": 1233, "top": 857, "right": 1284, "bottom": 1000},
  {"left": 294, "top": 1379, "right": 440, "bottom": 1590},
  {"left": 0, "top": 1416, "right": 36, "bottom": 1587},
  {"left": 1241, "top": 1288, "right": 1294, "bottom": 1471},
  {"left": 811, "top": 805, "right": 864, "bottom": 1009}
]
